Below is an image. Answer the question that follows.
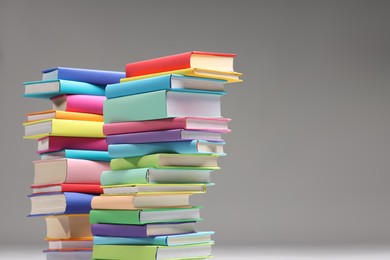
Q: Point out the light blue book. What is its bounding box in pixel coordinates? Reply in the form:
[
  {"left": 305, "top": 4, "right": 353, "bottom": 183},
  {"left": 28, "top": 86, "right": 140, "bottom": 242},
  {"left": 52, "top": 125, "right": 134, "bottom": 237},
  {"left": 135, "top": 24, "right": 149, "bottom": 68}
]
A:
[
  {"left": 93, "top": 231, "right": 214, "bottom": 246},
  {"left": 108, "top": 140, "right": 225, "bottom": 158},
  {"left": 100, "top": 168, "right": 213, "bottom": 186},
  {"left": 40, "top": 149, "right": 111, "bottom": 161},
  {"left": 105, "top": 74, "right": 226, "bottom": 99},
  {"left": 23, "top": 79, "right": 105, "bottom": 99}
]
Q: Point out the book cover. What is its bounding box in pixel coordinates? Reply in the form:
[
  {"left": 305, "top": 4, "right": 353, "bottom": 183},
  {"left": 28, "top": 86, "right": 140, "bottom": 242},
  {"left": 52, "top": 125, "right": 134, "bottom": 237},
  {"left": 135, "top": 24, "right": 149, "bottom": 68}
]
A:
[
  {"left": 104, "top": 90, "right": 222, "bottom": 123},
  {"left": 110, "top": 154, "right": 220, "bottom": 171},
  {"left": 51, "top": 95, "right": 105, "bottom": 115},
  {"left": 93, "top": 231, "right": 214, "bottom": 246},
  {"left": 29, "top": 192, "right": 95, "bottom": 216},
  {"left": 37, "top": 136, "right": 108, "bottom": 154},
  {"left": 40, "top": 149, "right": 111, "bottom": 161},
  {"left": 125, "top": 51, "right": 236, "bottom": 77},
  {"left": 31, "top": 183, "right": 103, "bottom": 195},
  {"left": 42, "top": 67, "right": 125, "bottom": 85},
  {"left": 101, "top": 183, "right": 208, "bottom": 195},
  {"left": 89, "top": 207, "right": 201, "bottom": 225},
  {"left": 106, "top": 129, "right": 223, "bottom": 145},
  {"left": 106, "top": 74, "right": 225, "bottom": 99},
  {"left": 26, "top": 110, "right": 104, "bottom": 122},
  {"left": 45, "top": 214, "right": 92, "bottom": 239},
  {"left": 91, "top": 222, "right": 197, "bottom": 238},
  {"left": 24, "top": 118, "right": 105, "bottom": 139},
  {"left": 108, "top": 140, "right": 225, "bottom": 158},
  {"left": 100, "top": 168, "right": 212, "bottom": 186},
  {"left": 103, "top": 117, "right": 231, "bottom": 135},
  {"left": 23, "top": 79, "right": 105, "bottom": 99}
]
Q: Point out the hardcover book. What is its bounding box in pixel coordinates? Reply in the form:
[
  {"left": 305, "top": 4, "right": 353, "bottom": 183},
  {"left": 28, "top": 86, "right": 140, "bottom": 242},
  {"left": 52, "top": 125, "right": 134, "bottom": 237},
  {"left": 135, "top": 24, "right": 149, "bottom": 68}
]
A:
[
  {"left": 23, "top": 79, "right": 105, "bottom": 99},
  {"left": 51, "top": 95, "right": 105, "bottom": 115},
  {"left": 108, "top": 141, "right": 225, "bottom": 158},
  {"left": 125, "top": 51, "right": 236, "bottom": 77},
  {"left": 40, "top": 149, "right": 111, "bottom": 162},
  {"left": 45, "top": 250, "right": 92, "bottom": 260},
  {"left": 104, "top": 90, "right": 222, "bottom": 123},
  {"left": 37, "top": 136, "right": 108, "bottom": 154},
  {"left": 93, "top": 231, "right": 214, "bottom": 246},
  {"left": 89, "top": 207, "right": 201, "bottom": 225},
  {"left": 110, "top": 154, "right": 220, "bottom": 171},
  {"left": 29, "top": 192, "right": 95, "bottom": 216},
  {"left": 101, "top": 168, "right": 212, "bottom": 185},
  {"left": 42, "top": 67, "right": 125, "bottom": 85},
  {"left": 45, "top": 214, "right": 92, "bottom": 239},
  {"left": 91, "top": 222, "right": 197, "bottom": 238},
  {"left": 47, "top": 238, "right": 93, "bottom": 250},
  {"left": 106, "top": 74, "right": 225, "bottom": 99},
  {"left": 24, "top": 118, "right": 105, "bottom": 139},
  {"left": 101, "top": 183, "right": 208, "bottom": 195},
  {"left": 91, "top": 194, "right": 191, "bottom": 210},
  {"left": 103, "top": 117, "right": 231, "bottom": 135},
  {"left": 26, "top": 110, "right": 103, "bottom": 122},
  {"left": 31, "top": 183, "right": 103, "bottom": 195},
  {"left": 106, "top": 129, "right": 223, "bottom": 144},
  {"left": 33, "top": 158, "right": 110, "bottom": 185}
]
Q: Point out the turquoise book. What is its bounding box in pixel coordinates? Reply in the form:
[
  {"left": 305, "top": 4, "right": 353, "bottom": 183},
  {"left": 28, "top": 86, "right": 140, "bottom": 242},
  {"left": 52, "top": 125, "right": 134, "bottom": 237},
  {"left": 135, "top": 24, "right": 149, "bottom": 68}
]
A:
[
  {"left": 93, "top": 231, "right": 214, "bottom": 246},
  {"left": 105, "top": 74, "right": 226, "bottom": 99},
  {"left": 104, "top": 90, "right": 222, "bottom": 123},
  {"left": 23, "top": 79, "right": 105, "bottom": 99},
  {"left": 40, "top": 149, "right": 111, "bottom": 161},
  {"left": 108, "top": 140, "right": 225, "bottom": 158}
]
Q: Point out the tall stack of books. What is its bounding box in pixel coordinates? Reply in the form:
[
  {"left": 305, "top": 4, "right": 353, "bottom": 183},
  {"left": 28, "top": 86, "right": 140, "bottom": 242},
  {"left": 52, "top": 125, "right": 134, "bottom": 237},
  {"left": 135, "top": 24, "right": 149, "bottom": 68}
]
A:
[
  {"left": 23, "top": 67, "right": 125, "bottom": 260},
  {"left": 91, "top": 51, "right": 242, "bottom": 260}
]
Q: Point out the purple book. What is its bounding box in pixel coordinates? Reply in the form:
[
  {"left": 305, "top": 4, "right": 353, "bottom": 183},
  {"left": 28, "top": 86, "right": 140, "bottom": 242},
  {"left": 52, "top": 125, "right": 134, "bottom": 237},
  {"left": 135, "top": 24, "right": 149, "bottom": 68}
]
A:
[
  {"left": 91, "top": 222, "right": 196, "bottom": 237},
  {"left": 106, "top": 129, "right": 223, "bottom": 145}
]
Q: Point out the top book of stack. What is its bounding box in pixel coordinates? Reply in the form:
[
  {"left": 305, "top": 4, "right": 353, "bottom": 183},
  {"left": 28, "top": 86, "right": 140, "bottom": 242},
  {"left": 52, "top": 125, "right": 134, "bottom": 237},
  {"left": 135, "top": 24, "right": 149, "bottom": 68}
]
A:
[{"left": 122, "top": 51, "right": 242, "bottom": 83}]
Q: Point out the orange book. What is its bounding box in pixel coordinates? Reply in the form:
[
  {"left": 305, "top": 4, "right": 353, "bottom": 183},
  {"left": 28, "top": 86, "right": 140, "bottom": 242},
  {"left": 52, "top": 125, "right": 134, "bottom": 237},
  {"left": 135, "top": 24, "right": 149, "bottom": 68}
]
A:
[{"left": 26, "top": 110, "right": 104, "bottom": 122}]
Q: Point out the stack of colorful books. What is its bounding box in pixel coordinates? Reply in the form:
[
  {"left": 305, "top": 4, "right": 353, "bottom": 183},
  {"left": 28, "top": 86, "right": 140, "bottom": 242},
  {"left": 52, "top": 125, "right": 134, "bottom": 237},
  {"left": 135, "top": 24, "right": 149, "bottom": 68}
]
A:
[
  {"left": 91, "top": 51, "right": 242, "bottom": 260},
  {"left": 23, "top": 67, "right": 125, "bottom": 260}
]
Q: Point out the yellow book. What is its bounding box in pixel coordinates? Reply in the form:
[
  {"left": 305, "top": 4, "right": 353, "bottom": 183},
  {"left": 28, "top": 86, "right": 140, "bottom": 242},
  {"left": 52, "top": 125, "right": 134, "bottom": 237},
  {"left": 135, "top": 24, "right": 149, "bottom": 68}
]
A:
[
  {"left": 25, "top": 110, "right": 104, "bottom": 122},
  {"left": 120, "top": 68, "right": 242, "bottom": 83},
  {"left": 23, "top": 118, "right": 104, "bottom": 139}
]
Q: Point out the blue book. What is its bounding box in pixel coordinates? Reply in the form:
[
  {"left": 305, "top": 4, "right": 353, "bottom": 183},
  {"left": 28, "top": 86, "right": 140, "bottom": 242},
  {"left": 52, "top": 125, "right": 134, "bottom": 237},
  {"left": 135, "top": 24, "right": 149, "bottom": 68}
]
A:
[
  {"left": 93, "top": 231, "right": 214, "bottom": 246},
  {"left": 108, "top": 140, "right": 225, "bottom": 158},
  {"left": 40, "top": 149, "right": 111, "bottom": 161},
  {"left": 42, "top": 67, "right": 125, "bottom": 85},
  {"left": 23, "top": 79, "right": 105, "bottom": 99},
  {"left": 105, "top": 74, "right": 226, "bottom": 99},
  {"left": 28, "top": 192, "right": 95, "bottom": 216}
]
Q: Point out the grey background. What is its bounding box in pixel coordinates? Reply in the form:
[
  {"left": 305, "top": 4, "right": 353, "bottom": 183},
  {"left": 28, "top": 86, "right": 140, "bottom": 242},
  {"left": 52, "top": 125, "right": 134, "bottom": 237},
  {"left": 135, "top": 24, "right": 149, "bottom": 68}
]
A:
[{"left": 1, "top": 0, "right": 390, "bottom": 248}]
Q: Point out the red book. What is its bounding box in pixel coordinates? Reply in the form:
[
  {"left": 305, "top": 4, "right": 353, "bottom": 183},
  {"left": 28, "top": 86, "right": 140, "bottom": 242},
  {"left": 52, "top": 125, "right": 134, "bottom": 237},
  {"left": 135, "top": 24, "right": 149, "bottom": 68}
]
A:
[
  {"left": 125, "top": 51, "right": 236, "bottom": 78},
  {"left": 37, "top": 136, "right": 108, "bottom": 154},
  {"left": 31, "top": 183, "right": 103, "bottom": 194},
  {"left": 103, "top": 117, "right": 231, "bottom": 136}
]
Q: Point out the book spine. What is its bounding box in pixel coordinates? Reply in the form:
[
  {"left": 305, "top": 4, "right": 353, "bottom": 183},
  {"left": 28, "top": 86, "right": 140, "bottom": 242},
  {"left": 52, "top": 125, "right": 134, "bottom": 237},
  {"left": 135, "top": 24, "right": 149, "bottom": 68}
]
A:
[
  {"left": 103, "top": 91, "right": 168, "bottom": 123},
  {"left": 64, "top": 192, "right": 95, "bottom": 214},
  {"left": 61, "top": 183, "right": 103, "bottom": 194},
  {"left": 59, "top": 80, "right": 105, "bottom": 96},
  {"left": 64, "top": 150, "right": 111, "bottom": 161},
  {"left": 54, "top": 111, "right": 104, "bottom": 122},
  {"left": 100, "top": 169, "right": 149, "bottom": 186},
  {"left": 106, "top": 130, "right": 182, "bottom": 145},
  {"left": 91, "top": 224, "right": 148, "bottom": 237},
  {"left": 92, "top": 244, "right": 157, "bottom": 259},
  {"left": 93, "top": 235, "right": 167, "bottom": 245},
  {"left": 51, "top": 119, "right": 105, "bottom": 138},
  {"left": 110, "top": 155, "right": 160, "bottom": 170},
  {"left": 89, "top": 210, "right": 141, "bottom": 225},
  {"left": 38, "top": 136, "right": 108, "bottom": 154},
  {"left": 105, "top": 75, "right": 172, "bottom": 99},
  {"left": 107, "top": 141, "right": 198, "bottom": 158},
  {"left": 103, "top": 118, "right": 186, "bottom": 135},
  {"left": 125, "top": 52, "right": 191, "bottom": 77},
  {"left": 58, "top": 67, "right": 125, "bottom": 85},
  {"left": 66, "top": 159, "right": 110, "bottom": 184},
  {"left": 65, "top": 95, "right": 106, "bottom": 115}
]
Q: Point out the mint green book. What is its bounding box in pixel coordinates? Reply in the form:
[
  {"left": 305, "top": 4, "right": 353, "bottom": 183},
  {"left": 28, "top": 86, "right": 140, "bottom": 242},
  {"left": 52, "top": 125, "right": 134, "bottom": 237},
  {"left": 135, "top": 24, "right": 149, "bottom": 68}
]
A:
[
  {"left": 110, "top": 153, "right": 220, "bottom": 171},
  {"left": 100, "top": 168, "right": 213, "bottom": 185},
  {"left": 90, "top": 207, "right": 202, "bottom": 225},
  {"left": 104, "top": 90, "right": 222, "bottom": 123},
  {"left": 92, "top": 242, "right": 213, "bottom": 260}
]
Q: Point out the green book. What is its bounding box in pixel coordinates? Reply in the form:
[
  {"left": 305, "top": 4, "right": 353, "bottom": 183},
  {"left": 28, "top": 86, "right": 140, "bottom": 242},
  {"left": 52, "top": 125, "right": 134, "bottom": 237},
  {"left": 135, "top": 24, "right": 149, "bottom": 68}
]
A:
[
  {"left": 90, "top": 207, "right": 202, "bottom": 225},
  {"left": 104, "top": 90, "right": 222, "bottom": 123},
  {"left": 92, "top": 243, "right": 213, "bottom": 260},
  {"left": 110, "top": 153, "right": 220, "bottom": 171}
]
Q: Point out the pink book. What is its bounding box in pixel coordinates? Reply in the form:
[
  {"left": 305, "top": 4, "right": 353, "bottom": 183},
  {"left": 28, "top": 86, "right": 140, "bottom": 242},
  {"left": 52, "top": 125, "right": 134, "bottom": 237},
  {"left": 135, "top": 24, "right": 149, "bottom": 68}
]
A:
[
  {"left": 51, "top": 94, "right": 106, "bottom": 115},
  {"left": 103, "top": 117, "right": 231, "bottom": 135},
  {"left": 33, "top": 158, "right": 110, "bottom": 185},
  {"left": 37, "top": 136, "right": 108, "bottom": 154}
]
